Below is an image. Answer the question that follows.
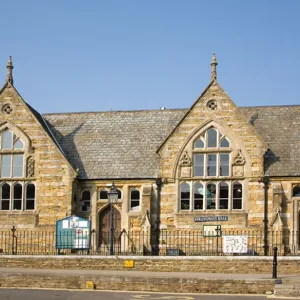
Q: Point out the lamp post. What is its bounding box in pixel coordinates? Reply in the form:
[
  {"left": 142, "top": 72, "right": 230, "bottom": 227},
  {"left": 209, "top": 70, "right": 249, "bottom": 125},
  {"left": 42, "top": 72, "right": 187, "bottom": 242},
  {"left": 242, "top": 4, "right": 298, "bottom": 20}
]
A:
[{"left": 107, "top": 182, "right": 118, "bottom": 255}]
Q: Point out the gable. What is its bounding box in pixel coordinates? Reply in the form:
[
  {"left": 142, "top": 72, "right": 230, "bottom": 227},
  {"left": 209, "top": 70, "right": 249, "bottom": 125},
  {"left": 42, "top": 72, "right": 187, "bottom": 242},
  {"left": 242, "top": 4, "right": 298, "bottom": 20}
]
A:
[
  {"left": 157, "top": 80, "right": 269, "bottom": 180},
  {"left": 0, "top": 82, "right": 76, "bottom": 177}
]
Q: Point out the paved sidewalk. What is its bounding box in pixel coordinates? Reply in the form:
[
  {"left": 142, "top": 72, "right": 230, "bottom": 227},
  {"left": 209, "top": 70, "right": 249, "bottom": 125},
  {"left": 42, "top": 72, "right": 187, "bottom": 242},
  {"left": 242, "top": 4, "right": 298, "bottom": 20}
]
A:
[{"left": 0, "top": 267, "right": 295, "bottom": 281}]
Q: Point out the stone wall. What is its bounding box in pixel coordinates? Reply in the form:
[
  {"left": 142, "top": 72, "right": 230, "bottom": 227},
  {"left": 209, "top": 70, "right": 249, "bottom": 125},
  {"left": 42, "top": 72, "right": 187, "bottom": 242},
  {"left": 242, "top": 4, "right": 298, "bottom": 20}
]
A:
[
  {"left": 0, "top": 256, "right": 299, "bottom": 274},
  {"left": 158, "top": 80, "right": 273, "bottom": 231},
  {"left": 0, "top": 83, "right": 76, "bottom": 228}
]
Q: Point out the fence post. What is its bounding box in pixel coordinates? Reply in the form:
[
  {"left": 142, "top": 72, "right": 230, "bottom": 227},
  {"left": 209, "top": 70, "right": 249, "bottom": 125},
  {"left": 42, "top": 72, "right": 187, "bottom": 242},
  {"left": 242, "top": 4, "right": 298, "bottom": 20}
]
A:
[
  {"left": 272, "top": 246, "right": 278, "bottom": 279},
  {"left": 11, "top": 226, "right": 17, "bottom": 255}
]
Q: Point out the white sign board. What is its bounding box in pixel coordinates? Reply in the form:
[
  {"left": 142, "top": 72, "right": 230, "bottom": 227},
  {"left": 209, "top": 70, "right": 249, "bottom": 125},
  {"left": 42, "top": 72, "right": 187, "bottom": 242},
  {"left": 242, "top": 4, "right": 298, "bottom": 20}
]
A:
[
  {"left": 223, "top": 235, "right": 248, "bottom": 254},
  {"left": 203, "top": 225, "right": 221, "bottom": 237}
]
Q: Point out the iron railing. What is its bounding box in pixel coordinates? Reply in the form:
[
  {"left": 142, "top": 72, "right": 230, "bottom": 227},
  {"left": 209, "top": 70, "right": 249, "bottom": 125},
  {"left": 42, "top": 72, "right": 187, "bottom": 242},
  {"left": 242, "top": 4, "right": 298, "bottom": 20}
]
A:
[{"left": 0, "top": 227, "right": 297, "bottom": 256}]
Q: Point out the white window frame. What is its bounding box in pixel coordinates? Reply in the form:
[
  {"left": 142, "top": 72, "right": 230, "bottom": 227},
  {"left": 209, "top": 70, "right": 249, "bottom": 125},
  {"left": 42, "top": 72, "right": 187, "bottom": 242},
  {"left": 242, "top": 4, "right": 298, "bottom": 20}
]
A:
[
  {"left": 0, "top": 182, "right": 35, "bottom": 211},
  {"left": 179, "top": 180, "right": 243, "bottom": 212},
  {"left": 0, "top": 129, "right": 25, "bottom": 179}
]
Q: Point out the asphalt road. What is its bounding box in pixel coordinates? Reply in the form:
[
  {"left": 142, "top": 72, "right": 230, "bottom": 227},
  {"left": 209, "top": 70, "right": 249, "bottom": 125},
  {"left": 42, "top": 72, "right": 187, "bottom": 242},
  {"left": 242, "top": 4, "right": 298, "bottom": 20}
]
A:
[{"left": 0, "top": 289, "right": 290, "bottom": 300}]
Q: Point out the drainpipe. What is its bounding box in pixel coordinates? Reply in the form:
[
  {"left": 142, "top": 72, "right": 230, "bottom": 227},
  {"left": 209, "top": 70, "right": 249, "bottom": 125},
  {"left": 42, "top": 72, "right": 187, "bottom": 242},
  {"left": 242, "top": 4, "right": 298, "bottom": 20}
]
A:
[{"left": 263, "top": 150, "right": 270, "bottom": 256}]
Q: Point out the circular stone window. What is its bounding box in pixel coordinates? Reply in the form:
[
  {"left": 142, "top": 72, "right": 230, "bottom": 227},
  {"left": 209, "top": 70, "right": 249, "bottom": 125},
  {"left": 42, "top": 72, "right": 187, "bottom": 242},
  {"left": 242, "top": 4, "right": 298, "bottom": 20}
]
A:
[
  {"left": 207, "top": 100, "right": 218, "bottom": 111},
  {"left": 2, "top": 103, "right": 13, "bottom": 115}
]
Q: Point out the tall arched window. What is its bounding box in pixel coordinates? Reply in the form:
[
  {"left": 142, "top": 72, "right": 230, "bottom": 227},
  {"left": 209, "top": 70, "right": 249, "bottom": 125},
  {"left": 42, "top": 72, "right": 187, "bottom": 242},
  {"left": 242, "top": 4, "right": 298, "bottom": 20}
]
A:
[
  {"left": 0, "top": 129, "right": 24, "bottom": 178},
  {"left": 233, "top": 182, "right": 243, "bottom": 209},
  {"left": 1, "top": 183, "right": 10, "bottom": 210},
  {"left": 130, "top": 188, "right": 140, "bottom": 211},
  {"left": 26, "top": 184, "right": 35, "bottom": 210},
  {"left": 81, "top": 190, "right": 91, "bottom": 212},
  {"left": 179, "top": 126, "right": 243, "bottom": 211},
  {"left": 219, "top": 182, "right": 229, "bottom": 209},
  {"left": 193, "top": 127, "right": 231, "bottom": 178},
  {"left": 194, "top": 183, "right": 203, "bottom": 210},
  {"left": 13, "top": 183, "right": 22, "bottom": 210},
  {"left": 180, "top": 183, "right": 190, "bottom": 210},
  {"left": 206, "top": 183, "right": 216, "bottom": 210}
]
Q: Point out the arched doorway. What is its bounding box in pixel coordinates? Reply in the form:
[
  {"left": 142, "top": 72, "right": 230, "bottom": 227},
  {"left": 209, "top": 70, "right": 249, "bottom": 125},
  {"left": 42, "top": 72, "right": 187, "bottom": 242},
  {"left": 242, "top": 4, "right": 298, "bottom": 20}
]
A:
[{"left": 98, "top": 205, "right": 121, "bottom": 253}]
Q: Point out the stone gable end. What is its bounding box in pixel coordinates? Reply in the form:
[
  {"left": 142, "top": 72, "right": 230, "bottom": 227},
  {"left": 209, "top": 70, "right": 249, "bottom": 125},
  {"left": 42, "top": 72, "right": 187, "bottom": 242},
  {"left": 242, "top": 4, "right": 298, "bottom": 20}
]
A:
[
  {"left": 0, "top": 83, "right": 76, "bottom": 228},
  {"left": 159, "top": 81, "right": 268, "bottom": 181}
]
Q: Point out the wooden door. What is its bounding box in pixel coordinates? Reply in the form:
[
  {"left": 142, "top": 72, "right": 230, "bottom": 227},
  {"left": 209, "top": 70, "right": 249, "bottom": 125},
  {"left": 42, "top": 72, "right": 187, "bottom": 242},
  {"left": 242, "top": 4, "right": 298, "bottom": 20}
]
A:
[{"left": 99, "top": 205, "right": 121, "bottom": 250}]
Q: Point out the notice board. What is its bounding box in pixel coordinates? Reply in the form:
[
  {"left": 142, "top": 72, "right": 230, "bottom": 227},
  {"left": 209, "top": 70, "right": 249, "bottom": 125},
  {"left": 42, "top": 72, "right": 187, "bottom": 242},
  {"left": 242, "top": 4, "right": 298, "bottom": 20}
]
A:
[{"left": 56, "top": 215, "right": 91, "bottom": 250}]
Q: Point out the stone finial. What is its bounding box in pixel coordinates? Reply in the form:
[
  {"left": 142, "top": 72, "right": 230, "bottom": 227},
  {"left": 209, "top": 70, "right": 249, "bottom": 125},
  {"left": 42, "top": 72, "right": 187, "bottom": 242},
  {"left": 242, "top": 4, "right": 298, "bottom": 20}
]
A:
[
  {"left": 6, "top": 56, "right": 14, "bottom": 85},
  {"left": 210, "top": 52, "right": 217, "bottom": 81}
]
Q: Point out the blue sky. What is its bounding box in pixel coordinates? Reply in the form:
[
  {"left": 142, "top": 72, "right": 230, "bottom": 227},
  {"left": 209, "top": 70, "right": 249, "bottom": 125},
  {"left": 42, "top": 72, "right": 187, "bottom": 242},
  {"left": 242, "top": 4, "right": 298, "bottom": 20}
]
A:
[{"left": 0, "top": 1, "right": 299, "bottom": 113}]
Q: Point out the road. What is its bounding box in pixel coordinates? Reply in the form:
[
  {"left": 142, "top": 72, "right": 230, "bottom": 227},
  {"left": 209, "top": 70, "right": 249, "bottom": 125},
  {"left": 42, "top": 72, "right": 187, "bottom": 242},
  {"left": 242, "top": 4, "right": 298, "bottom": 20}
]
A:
[{"left": 0, "top": 289, "right": 289, "bottom": 300}]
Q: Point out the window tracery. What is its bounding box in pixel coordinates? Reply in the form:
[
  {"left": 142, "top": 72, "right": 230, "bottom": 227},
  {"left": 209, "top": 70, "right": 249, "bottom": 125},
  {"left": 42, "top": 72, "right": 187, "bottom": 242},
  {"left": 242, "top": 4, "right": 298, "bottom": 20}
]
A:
[{"left": 179, "top": 127, "right": 244, "bottom": 211}]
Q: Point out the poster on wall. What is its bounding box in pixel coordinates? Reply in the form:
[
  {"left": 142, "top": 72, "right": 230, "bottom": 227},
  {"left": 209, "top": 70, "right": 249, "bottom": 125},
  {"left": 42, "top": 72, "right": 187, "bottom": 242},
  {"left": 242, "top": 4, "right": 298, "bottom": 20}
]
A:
[
  {"left": 56, "top": 215, "right": 91, "bottom": 250},
  {"left": 223, "top": 235, "right": 248, "bottom": 254}
]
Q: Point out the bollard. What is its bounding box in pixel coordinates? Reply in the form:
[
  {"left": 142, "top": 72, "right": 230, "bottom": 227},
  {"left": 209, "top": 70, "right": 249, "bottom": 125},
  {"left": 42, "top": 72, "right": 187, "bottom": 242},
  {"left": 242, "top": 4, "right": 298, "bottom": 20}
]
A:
[{"left": 272, "top": 247, "right": 278, "bottom": 279}]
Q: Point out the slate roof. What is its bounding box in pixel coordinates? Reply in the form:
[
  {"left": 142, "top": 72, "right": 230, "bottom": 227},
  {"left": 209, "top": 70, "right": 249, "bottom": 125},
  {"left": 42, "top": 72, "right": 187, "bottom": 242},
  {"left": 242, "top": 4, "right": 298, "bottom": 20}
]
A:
[
  {"left": 43, "top": 105, "right": 300, "bottom": 179},
  {"left": 43, "top": 110, "right": 186, "bottom": 179},
  {"left": 240, "top": 105, "right": 300, "bottom": 177}
]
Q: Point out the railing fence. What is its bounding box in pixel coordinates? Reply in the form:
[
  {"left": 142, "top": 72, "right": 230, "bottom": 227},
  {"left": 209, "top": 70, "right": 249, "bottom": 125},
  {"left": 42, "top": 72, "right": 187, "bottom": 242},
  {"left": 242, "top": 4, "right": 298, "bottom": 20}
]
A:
[{"left": 0, "top": 227, "right": 298, "bottom": 256}]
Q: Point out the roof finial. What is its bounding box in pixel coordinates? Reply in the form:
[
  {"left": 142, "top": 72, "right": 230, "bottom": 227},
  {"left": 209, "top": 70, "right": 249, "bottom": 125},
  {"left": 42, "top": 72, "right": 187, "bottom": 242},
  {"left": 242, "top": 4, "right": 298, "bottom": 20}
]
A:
[
  {"left": 6, "top": 56, "right": 13, "bottom": 85},
  {"left": 210, "top": 52, "right": 217, "bottom": 81}
]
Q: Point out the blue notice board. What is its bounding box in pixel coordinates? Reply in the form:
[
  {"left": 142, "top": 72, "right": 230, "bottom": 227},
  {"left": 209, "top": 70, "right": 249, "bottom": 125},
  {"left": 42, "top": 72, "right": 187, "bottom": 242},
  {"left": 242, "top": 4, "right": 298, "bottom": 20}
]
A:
[{"left": 56, "top": 215, "right": 91, "bottom": 250}]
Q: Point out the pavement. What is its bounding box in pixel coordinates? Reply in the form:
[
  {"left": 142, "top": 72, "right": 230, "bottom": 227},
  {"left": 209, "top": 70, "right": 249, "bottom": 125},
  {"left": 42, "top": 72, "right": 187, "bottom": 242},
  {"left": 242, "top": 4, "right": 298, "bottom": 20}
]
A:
[{"left": 0, "top": 267, "right": 296, "bottom": 280}]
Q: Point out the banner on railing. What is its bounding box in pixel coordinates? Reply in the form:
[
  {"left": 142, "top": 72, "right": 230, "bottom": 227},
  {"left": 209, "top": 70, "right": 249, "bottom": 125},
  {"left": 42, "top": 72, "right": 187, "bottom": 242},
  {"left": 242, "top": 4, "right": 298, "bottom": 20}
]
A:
[{"left": 223, "top": 235, "right": 248, "bottom": 254}]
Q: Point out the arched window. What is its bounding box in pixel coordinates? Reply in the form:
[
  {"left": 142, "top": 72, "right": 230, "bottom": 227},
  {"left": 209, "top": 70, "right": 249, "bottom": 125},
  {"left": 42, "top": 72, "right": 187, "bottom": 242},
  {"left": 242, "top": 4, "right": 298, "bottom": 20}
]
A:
[
  {"left": 116, "top": 188, "right": 122, "bottom": 199},
  {"left": 81, "top": 190, "right": 91, "bottom": 212},
  {"left": 179, "top": 126, "right": 244, "bottom": 212},
  {"left": 219, "top": 182, "right": 229, "bottom": 209},
  {"left": 194, "top": 183, "right": 203, "bottom": 210},
  {"left": 233, "top": 182, "right": 242, "bottom": 209},
  {"left": 180, "top": 183, "right": 190, "bottom": 210},
  {"left": 0, "top": 129, "right": 24, "bottom": 178},
  {"left": 1, "top": 183, "right": 10, "bottom": 210},
  {"left": 130, "top": 189, "right": 140, "bottom": 211},
  {"left": 26, "top": 184, "right": 35, "bottom": 210},
  {"left": 13, "top": 183, "right": 22, "bottom": 210},
  {"left": 207, "top": 128, "right": 217, "bottom": 148},
  {"left": 99, "top": 189, "right": 108, "bottom": 200},
  {"left": 293, "top": 185, "right": 300, "bottom": 197},
  {"left": 193, "top": 127, "right": 231, "bottom": 178},
  {"left": 206, "top": 183, "right": 216, "bottom": 210}
]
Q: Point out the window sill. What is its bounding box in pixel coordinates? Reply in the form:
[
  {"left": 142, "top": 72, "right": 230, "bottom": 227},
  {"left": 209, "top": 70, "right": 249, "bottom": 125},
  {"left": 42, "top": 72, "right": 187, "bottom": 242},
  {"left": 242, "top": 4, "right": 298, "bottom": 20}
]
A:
[
  {"left": 176, "top": 210, "right": 246, "bottom": 216},
  {"left": 0, "top": 210, "right": 37, "bottom": 215}
]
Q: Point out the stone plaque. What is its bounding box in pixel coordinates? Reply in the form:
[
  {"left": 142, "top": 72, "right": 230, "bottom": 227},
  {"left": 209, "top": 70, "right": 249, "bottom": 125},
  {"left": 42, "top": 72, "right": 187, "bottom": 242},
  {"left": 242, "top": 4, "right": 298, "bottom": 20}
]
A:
[
  {"left": 233, "top": 165, "right": 244, "bottom": 177},
  {"left": 180, "top": 166, "right": 191, "bottom": 178}
]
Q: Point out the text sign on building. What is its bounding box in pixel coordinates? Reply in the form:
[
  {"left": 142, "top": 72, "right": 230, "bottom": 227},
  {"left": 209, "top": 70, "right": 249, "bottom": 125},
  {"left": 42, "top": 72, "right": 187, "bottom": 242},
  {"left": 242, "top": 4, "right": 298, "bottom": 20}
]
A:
[
  {"left": 56, "top": 215, "right": 91, "bottom": 250},
  {"left": 194, "top": 216, "right": 228, "bottom": 222},
  {"left": 223, "top": 235, "right": 248, "bottom": 254}
]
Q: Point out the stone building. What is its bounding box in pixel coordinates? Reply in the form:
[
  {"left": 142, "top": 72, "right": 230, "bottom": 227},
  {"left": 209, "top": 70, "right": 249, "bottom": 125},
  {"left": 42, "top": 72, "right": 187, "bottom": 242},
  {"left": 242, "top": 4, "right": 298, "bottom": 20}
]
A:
[{"left": 0, "top": 55, "right": 299, "bottom": 252}]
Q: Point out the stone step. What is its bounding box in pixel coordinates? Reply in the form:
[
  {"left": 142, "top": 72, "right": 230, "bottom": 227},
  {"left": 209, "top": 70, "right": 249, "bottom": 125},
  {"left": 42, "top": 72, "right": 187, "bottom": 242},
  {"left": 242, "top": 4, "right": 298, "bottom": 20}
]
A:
[{"left": 274, "top": 283, "right": 300, "bottom": 297}]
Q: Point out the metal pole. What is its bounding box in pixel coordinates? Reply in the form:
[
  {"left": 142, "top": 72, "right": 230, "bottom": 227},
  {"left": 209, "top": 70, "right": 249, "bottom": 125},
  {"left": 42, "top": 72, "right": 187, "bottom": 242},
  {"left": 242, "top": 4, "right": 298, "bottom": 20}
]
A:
[
  {"left": 263, "top": 177, "right": 269, "bottom": 256},
  {"left": 272, "top": 247, "right": 278, "bottom": 279},
  {"left": 110, "top": 203, "right": 114, "bottom": 255}
]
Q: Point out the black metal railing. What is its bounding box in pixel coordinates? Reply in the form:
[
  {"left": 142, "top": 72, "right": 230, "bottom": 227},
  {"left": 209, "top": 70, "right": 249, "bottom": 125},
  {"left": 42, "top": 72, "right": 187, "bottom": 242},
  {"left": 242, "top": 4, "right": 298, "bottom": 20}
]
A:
[{"left": 0, "top": 228, "right": 297, "bottom": 256}]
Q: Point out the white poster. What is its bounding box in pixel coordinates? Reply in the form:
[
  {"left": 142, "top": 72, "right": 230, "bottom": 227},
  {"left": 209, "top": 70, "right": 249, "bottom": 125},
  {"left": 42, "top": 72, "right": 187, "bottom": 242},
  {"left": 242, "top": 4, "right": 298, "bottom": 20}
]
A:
[
  {"left": 62, "top": 220, "right": 69, "bottom": 229},
  {"left": 223, "top": 235, "right": 248, "bottom": 254}
]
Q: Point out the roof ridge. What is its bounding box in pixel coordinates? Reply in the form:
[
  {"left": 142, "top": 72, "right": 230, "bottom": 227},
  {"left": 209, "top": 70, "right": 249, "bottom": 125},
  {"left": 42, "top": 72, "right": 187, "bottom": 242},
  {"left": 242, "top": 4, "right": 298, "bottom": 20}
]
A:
[
  {"left": 42, "top": 108, "right": 188, "bottom": 116},
  {"left": 42, "top": 104, "right": 300, "bottom": 116}
]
